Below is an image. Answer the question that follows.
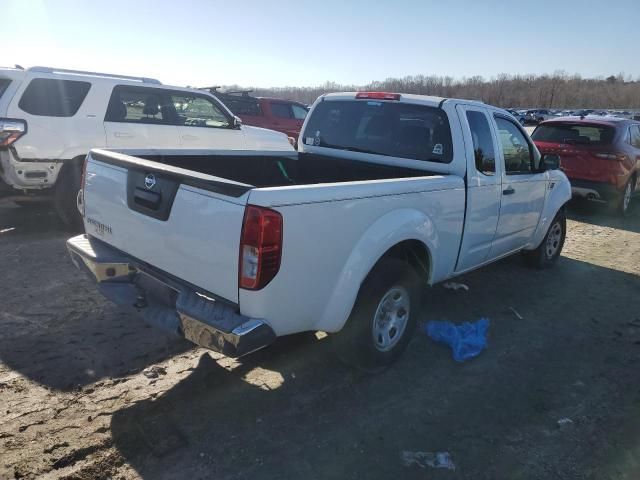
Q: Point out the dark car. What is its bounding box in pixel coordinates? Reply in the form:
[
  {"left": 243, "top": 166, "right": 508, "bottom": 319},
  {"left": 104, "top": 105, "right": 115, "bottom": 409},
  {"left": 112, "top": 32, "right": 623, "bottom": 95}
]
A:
[{"left": 532, "top": 117, "right": 640, "bottom": 215}]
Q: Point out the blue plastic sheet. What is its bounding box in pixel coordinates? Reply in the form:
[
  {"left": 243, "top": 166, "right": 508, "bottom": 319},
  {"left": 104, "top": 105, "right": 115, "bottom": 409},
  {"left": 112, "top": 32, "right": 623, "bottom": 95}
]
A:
[{"left": 424, "top": 318, "right": 489, "bottom": 362}]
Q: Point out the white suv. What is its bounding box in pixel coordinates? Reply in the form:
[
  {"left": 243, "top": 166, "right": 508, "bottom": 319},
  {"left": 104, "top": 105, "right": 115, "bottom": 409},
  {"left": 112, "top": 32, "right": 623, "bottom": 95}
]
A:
[{"left": 0, "top": 66, "right": 293, "bottom": 226}]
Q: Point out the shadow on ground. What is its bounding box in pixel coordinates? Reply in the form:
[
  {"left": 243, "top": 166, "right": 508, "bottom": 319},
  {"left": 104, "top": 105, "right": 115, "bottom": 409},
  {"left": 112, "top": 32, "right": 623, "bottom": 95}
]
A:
[
  {"left": 110, "top": 255, "right": 640, "bottom": 480},
  {"left": 566, "top": 198, "right": 640, "bottom": 233},
  {"left": 0, "top": 204, "right": 192, "bottom": 391}
]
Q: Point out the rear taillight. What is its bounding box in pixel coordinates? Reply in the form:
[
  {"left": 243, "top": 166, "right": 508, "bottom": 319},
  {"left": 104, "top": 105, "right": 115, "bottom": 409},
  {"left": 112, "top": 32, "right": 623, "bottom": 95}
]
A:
[
  {"left": 355, "top": 92, "right": 401, "bottom": 101},
  {"left": 239, "top": 205, "right": 283, "bottom": 290},
  {"left": 0, "top": 118, "right": 26, "bottom": 148}
]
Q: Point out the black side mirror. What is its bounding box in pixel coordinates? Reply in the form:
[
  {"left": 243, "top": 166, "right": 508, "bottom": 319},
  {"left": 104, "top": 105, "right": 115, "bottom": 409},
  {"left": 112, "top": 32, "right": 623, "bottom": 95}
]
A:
[{"left": 542, "top": 153, "right": 560, "bottom": 171}]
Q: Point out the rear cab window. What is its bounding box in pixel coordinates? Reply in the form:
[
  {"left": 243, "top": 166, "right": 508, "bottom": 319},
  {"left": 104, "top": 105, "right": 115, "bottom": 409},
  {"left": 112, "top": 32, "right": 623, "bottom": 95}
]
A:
[
  {"left": 532, "top": 123, "right": 616, "bottom": 145},
  {"left": 18, "top": 78, "right": 91, "bottom": 117},
  {"left": 303, "top": 99, "right": 453, "bottom": 163}
]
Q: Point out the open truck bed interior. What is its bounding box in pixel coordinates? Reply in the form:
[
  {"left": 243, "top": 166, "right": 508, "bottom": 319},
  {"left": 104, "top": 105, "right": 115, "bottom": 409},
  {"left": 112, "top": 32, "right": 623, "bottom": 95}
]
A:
[{"left": 134, "top": 152, "right": 434, "bottom": 188}]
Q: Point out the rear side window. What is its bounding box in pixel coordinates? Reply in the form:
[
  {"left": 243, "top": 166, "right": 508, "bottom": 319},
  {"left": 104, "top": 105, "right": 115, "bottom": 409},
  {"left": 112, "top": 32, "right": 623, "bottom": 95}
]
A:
[
  {"left": 0, "top": 79, "right": 11, "bottom": 99},
  {"left": 271, "top": 103, "right": 293, "bottom": 119},
  {"left": 466, "top": 110, "right": 495, "bottom": 175},
  {"left": 292, "top": 104, "right": 308, "bottom": 120},
  {"left": 18, "top": 78, "right": 91, "bottom": 117},
  {"left": 303, "top": 100, "right": 453, "bottom": 163},
  {"left": 220, "top": 96, "right": 262, "bottom": 116},
  {"left": 105, "top": 86, "right": 173, "bottom": 124},
  {"left": 532, "top": 123, "right": 615, "bottom": 145}
]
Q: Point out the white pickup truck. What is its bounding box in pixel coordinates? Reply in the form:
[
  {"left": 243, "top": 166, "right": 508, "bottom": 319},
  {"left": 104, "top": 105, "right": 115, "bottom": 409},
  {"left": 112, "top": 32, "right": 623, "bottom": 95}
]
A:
[{"left": 67, "top": 92, "right": 570, "bottom": 369}]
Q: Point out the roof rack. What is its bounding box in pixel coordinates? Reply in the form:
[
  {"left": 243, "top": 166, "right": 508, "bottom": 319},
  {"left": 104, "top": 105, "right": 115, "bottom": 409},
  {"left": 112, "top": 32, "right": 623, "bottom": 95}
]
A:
[
  {"left": 27, "top": 66, "right": 161, "bottom": 84},
  {"left": 225, "top": 90, "right": 254, "bottom": 96}
]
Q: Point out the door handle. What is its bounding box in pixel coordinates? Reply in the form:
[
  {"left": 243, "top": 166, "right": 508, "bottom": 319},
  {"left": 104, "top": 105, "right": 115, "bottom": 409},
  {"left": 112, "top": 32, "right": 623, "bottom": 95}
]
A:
[
  {"left": 114, "top": 132, "right": 133, "bottom": 138},
  {"left": 181, "top": 134, "right": 199, "bottom": 141},
  {"left": 503, "top": 187, "right": 515, "bottom": 195}
]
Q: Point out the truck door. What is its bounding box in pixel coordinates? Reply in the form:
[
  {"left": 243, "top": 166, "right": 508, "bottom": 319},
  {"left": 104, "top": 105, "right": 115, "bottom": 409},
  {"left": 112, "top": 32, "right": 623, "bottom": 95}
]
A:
[
  {"left": 454, "top": 105, "right": 502, "bottom": 272},
  {"left": 169, "top": 92, "right": 246, "bottom": 150},
  {"left": 103, "top": 85, "right": 181, "bottom": 148},
  {"left": 490, "top": 115, "right": 547, "bottom": 257}
]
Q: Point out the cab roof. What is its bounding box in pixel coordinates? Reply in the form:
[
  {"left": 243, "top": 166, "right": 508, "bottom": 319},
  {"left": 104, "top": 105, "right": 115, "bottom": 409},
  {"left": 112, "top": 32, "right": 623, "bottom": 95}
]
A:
[{"left": 320, "top": 91, "right": 488, "bottom": 109}]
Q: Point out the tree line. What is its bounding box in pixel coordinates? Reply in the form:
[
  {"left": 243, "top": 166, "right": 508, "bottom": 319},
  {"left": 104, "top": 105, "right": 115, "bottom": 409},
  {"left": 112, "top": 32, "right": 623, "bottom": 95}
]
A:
[{"left": 231, "top": 72, "right": 640, "bottom": 109}]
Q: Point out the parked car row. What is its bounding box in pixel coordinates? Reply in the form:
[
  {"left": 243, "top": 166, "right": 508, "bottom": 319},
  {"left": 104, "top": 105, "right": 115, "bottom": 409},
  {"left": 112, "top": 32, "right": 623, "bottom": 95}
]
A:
[{"left": 507, "top": 108, "right": 640, "bottom": 125}]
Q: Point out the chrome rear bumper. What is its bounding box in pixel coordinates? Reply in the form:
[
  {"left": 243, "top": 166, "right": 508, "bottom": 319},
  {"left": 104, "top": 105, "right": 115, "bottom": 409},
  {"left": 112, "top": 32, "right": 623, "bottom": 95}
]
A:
[{"left": 66, "top": 234, "right": 275, "bottom": 357}]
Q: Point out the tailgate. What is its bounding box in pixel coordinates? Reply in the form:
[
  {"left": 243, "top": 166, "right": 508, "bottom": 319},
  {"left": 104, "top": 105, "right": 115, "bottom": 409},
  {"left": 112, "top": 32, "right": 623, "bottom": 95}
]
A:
[{"left": 82, "top": 149, "right": 253, "bottom": 304}]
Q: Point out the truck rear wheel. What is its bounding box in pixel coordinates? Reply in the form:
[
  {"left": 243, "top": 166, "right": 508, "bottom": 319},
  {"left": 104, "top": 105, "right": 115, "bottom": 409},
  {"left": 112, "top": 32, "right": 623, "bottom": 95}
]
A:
[
  {"left": 333, "top": 258, "right": 421, "bottom": 371},
  {"left": 54, "top": 162, "right": 83, "bottom": 230},
  {"left": 523, "top": 210, "right": 566, "bottom": 268}
]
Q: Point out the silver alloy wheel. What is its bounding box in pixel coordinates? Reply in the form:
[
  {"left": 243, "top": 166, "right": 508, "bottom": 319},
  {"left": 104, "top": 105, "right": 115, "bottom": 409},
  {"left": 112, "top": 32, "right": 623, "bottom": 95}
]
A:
[
  {"left": 545, "top": 221, "right": 563, "bottom": 259},
  {"left": 623, "top": 182, "right": 632, "bottom": 212},
  {"left": 372, "top": 286, "right": 410, "bottom": 352}
]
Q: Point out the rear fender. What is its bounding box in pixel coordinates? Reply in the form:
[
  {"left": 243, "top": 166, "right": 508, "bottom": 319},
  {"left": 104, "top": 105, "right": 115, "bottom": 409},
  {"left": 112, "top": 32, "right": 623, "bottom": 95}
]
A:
[
  {"left": 314, "top": 208, "right": 436, "bottom": 332},
  {"left": 526, "top": 171, "right": 571, "bottom": 250}
]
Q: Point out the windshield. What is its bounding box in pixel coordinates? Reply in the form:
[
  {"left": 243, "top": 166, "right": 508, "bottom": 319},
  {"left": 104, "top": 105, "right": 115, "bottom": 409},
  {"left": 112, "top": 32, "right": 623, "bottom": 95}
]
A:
[
  {"left": 304, "top": 99, "right": 453, "bottom": 163},
  {"left": 532, "top": 123, "right": 616, "bottom": 145}
]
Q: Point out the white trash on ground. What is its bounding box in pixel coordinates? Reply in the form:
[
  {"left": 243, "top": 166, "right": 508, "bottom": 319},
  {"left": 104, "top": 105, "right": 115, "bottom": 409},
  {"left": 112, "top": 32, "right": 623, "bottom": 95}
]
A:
[
  {"left": 402, "top": 451, "right": 456, "bottom": 470},
  {"left": 557, "top": 417, "right": 574, "bottom": 427},
  {"left": 443, "top": 282, "right": 469, "bottom": 292}
]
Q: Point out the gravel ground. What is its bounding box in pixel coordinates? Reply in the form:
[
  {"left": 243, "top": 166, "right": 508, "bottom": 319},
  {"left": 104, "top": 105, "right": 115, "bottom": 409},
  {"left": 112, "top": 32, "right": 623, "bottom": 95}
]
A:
[{"left": 1, "top": 199, "right": 639, "bottom": 480}]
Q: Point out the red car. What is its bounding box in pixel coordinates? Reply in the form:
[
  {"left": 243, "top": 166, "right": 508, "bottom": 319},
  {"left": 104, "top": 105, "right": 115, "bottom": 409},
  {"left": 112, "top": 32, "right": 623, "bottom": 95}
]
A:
[
  {"left": 532, "top": 117, "right": 640, "bottom": 215},
  {"left": 214, "top": 91, "right": 308, "bottom": 139}
]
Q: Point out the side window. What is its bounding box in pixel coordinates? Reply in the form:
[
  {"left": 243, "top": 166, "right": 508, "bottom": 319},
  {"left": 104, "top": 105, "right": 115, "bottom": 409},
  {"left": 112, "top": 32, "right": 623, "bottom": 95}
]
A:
[
  {"left": 291, "top": 104, "right": 308, "bottom": 120},
  {"left": 630, "top": 125, "right": 640, "bottom": 148},
  {"left": 271, "top": 103, "right": 293, "bottom": 119},
  {"left": 495, "top": 117, "right": 539, "bottom": 174},
  {"left": 223, "top": 97, "right": 262, "bottom": 116},
  {"left": 105, "top": 86, "right": 173, "bottom": 124},
  {"left": 466, "top": 110, "right": 496, "bottom": 175},
  {"left": 19, "top": 78, "right": 91, "bottom": 117},
  {"left": 171, "top": 94, "right": 230, "bottom": 128}
]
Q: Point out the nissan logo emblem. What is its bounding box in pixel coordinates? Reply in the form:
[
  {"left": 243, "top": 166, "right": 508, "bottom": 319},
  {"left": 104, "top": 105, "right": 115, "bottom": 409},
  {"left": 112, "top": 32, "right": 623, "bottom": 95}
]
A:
[{"left": 144, "top": 173, "right": 156, "bottom": 189}]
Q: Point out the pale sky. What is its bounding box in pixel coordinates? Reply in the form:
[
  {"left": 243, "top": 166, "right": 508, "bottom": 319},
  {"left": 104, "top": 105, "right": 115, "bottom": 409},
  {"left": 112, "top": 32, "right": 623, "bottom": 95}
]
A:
[{"left": 4, "top": 0, "right": 640, "bottom": 88}]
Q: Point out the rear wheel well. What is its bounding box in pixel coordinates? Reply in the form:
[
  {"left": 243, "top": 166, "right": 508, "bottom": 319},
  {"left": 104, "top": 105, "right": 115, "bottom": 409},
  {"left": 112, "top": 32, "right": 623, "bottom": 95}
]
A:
[{"left": 379, "top": 240, "right": 430, "bottom": 285}]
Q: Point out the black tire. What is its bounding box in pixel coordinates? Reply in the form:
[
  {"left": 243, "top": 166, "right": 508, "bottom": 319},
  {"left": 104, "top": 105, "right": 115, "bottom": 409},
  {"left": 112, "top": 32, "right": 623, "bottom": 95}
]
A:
[
  {"left": 523, "top": 210, "right": 566, "bottom": 269},
  {"left": 617, "top": 178, "right": 634, "bottom": 217},
  {"left": 332, "top": 258, "right": 421, "bottom": 371},
  {"left": 53, "top": 163, "right": 83, "bottom": 229}
]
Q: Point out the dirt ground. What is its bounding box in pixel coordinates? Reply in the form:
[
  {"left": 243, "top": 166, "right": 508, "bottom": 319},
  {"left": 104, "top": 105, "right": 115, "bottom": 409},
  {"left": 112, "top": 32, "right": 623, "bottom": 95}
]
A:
[{"left": 1, "top": 199, "right": 640, "bottom": 480}]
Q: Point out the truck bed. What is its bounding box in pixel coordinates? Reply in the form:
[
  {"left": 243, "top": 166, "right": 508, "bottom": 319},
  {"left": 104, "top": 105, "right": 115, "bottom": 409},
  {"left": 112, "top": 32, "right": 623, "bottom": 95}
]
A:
[
  {"left": 135, "top": 151, "right": 434, "bottom": 188},
  {"left": 82, "top": 148, "right": 459, "bottom": 307}
]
